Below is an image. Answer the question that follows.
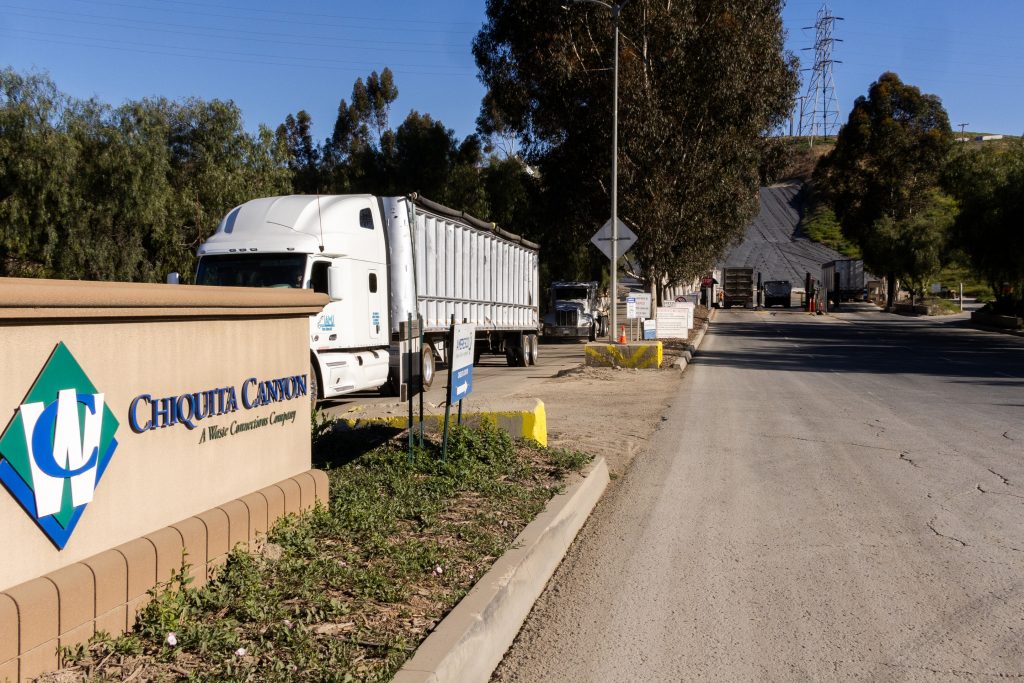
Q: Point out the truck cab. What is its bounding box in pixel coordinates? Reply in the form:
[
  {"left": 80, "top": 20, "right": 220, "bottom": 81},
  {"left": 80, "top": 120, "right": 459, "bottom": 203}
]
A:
[
  {"left": 542, "top": 281, "right": 606, "bottom": 341},
  {"left": 195, "top": 195, "right": 391, "bottom": 400}
]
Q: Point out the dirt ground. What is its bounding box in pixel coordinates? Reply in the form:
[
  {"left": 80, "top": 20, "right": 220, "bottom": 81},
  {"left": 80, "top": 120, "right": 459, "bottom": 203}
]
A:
[{"left": 511, "top": 307, "right": 709, "bottom": 478}]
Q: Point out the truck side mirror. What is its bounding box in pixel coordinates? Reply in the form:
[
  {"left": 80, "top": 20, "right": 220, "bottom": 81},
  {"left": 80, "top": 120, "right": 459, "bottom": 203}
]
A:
[
  {"left": 166, "top": 272, "right": 180, "bottom": 285},
  {"left": 327, "top": 264, "right": 349, "bottom": 301}
]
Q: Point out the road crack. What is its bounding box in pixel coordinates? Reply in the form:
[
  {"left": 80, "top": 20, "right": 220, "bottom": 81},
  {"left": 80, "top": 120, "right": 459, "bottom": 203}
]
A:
[
  {"left": 899, "top": 451, "right": 920, "bottom": 468},
  {"left": 987, "top": 468, "right": 1011, "bottom": 486},
  {"left": 976, "top": 484, "right": 1024, "bottom": 501},
  {"left": 758, "top": 434, "right": 899, "bottom": 453},
  {"left": 926, "top": 518, "right": 968, "bottom": 547}
]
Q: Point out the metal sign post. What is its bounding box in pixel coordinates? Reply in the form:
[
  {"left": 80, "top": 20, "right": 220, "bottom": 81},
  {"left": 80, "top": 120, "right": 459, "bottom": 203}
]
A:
[
  {"left": 591, "top": 218, "right": 638, "bottom": 341},
  {"left": 441, "top": 317, "right": 475, "bottom": 461},
  {"left": 400, "top": 314, "right": 423, "bottom": 462}
]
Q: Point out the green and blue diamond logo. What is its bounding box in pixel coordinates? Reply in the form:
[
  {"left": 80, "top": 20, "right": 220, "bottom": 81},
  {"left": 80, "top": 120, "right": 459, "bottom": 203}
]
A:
[{"left": 0, "top": 343, "right": 119, "bottom": 549}]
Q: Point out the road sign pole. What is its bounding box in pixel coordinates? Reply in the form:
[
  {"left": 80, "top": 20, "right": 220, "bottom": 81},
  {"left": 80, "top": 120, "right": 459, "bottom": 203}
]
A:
[
  {"left": 610, "top": 14, "right": 620, "bottom": 343},
  {"left": 442, "top": 315, "right": 455, "bottom": 462},
  {"left": 418, "top": 315, "right": 425, "bottom": 447},
  {"left": 407, "top": 313, "right": 414, "bottom": 463}
]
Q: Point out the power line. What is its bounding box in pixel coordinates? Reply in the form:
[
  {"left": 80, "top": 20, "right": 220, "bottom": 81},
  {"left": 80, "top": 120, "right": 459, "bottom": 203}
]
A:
[{"left": 799, "top": 1, "right": 843, "bottom": 142}]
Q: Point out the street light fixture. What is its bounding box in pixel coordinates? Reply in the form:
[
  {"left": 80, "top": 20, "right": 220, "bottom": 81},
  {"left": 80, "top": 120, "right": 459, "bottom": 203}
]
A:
[{"left": 567, "top": 0, "right": 632, "bottom": 342}]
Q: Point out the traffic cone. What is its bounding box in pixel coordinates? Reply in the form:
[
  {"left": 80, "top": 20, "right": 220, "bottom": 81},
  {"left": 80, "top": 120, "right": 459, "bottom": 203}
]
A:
[{"left": 618, "top": 325, "right": 627, "bottom": 344}]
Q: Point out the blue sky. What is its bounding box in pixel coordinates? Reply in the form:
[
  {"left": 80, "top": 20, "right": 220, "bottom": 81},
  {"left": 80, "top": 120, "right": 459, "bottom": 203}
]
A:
[{"left": 2, "top": 0, "right": 1022, "bottom": 145}]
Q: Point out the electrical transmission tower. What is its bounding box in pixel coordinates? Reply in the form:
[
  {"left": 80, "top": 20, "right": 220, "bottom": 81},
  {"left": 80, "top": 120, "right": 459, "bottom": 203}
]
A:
[{"left": 799, "top": 2, "right": 843, "bottom": 142}]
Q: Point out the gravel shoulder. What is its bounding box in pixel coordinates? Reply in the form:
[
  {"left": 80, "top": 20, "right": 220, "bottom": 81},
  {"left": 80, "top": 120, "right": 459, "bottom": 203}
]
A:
[{"left": 516, "top": 308, "right": 710, "bottom": 479}]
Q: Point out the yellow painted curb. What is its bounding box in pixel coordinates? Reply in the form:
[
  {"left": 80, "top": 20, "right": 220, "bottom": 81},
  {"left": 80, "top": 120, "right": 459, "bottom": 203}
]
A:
[
  {"left": 584, "top": 342, "right": 663, "bottom": 368},
  {"left": 338, "top": 399, "right": 547, "bottom": 447}
]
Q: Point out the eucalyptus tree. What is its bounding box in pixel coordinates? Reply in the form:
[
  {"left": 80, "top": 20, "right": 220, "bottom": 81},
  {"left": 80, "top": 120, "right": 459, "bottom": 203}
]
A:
[
  {"left": 944, "top": 141, "right": 1024, "bottom": 312},
  {"left": 473, "top": 0, "right": 798, "bottom": 297},
  {"left": 815, "top": 72, "right": 954, "bottom": 306}
]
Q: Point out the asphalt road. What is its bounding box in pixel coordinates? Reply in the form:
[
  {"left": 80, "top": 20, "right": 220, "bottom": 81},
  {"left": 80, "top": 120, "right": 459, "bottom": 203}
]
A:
[{"left": 493, "top": 307, "right": 1024, "bottom": 681}]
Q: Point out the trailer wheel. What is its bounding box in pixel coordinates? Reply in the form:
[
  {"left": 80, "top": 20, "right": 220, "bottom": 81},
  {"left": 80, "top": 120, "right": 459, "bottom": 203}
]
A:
[
  {"left": 421, "top": 347, "right": 435, "bottom": 388},
  {"left": 527, "top": 334, "right": 538, "bottom": 365},
  {"left": 505, "top": 345, "right": 526, "bottom": 368}
]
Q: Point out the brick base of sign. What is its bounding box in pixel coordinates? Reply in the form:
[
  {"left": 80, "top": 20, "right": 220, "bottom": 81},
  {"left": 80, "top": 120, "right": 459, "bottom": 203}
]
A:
[{"left": 0, "top": 470, "right": 329, "bottom": 683}]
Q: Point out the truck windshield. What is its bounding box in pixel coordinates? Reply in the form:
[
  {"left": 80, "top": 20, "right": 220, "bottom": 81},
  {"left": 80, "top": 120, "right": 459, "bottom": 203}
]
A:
[
  {"left": 554, "top": 287, "right": 589, "bottom": 300},
  {"left": 196, "top": 254, "right": 307, "bottom": 289}
]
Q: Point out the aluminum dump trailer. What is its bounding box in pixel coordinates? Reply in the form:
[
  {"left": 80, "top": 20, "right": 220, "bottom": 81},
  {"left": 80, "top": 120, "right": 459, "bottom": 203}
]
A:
[
  {"left": 822, "top": 259, "right": 866, "bottom": 301},
  {"left": 385, "top": 194, "right": 540, "bottom": 369}
]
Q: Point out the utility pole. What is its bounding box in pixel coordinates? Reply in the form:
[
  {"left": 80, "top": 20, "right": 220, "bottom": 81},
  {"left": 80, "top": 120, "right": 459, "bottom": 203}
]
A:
[
  {"left": 800, "top": 2, "right": 844, "bottom": 145},
  {"left": 958, "top": 122, "right": 970, "bottom": 141},
  {"left": 567, "top": 0, "right": 632, "bottom": 342}
]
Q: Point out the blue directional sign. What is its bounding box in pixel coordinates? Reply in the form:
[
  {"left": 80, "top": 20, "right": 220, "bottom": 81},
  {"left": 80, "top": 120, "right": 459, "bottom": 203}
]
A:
[{"left": 448, "top": 323, "right": 475, "bottom": 403}]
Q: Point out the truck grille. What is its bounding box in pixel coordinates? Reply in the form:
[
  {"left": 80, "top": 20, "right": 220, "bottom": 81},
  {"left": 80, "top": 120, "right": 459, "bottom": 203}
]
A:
[{"left": 556, "top": 310, "right": 579, "bottom": 327}]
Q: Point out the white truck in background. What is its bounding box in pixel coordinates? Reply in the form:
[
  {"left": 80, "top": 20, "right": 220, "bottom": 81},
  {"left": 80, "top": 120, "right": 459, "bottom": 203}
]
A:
[
  {"left": 822, "top": 259, "right": 867, "bottom": 302},
  {"left": 194, "top": 194, "right": 540, "bottom": 400},
  {"left": 542, "top": 281, "right": 608, "bottom": 341}
]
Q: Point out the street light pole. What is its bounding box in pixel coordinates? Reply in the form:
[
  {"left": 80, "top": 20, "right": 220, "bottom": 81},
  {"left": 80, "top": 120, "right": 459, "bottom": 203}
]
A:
[{"left": 569, "top": 0, "right": 630, "bottom": 341}]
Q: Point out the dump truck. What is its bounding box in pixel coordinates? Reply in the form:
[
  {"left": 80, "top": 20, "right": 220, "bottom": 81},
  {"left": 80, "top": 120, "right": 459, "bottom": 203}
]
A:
[
  {"left": 542, "top": 281, "right": 608, "bottom": 341},
  {"left": 194, "top": 194, "right": 540, "bottom": 399},
  {"left": 763, "top": 280, "right": 793, "bottom": 308},
  {"left": 722, "top": 267, "right": 755, "bottom": 308},
  {"left": 822, "top": 259, "right": 867, "bottom": 302}
]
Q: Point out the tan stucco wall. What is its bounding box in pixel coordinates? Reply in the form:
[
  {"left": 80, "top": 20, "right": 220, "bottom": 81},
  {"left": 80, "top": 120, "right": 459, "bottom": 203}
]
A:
[{"left": 0, "top": 278, "right": 327, "bottom": 592}]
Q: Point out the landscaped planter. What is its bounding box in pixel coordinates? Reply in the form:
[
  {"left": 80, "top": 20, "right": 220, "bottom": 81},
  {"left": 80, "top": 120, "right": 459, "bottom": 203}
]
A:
[{"left": 971, "top": 311, "right": 1023, "bottom": 330}]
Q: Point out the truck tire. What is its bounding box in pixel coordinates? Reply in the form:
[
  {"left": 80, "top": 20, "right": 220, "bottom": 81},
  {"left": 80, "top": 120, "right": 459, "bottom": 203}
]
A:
[
  {"left": 505, "top": 345, "right": 526, "bottom": 368},
  {"left": 379, "top": 370, "right": 399, "bottom": 397},
  {"left": 527, "top": 334, "right": 539, "bottom": 365},
  {"left": 588, "top": 324, "right": 597, "bottom": 342},
  {"left": 421, "top": 347, "right": 435, "bottom": 388},
  {"left": 310, "top": 360, "right": 321, "bottom": 404}
]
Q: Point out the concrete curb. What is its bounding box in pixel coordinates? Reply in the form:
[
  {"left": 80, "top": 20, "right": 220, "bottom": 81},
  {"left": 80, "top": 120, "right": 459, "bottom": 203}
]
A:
[
  {"left": 392, "top": 457, "right": 611, "bottom": 683},
  {"left": 336, "top": 398, "right": 548, "bottom": 447},
  {"left": 583, "top": 341, "right": 663, "bottom": 368},
  {"left": 672, "top": 318, "right": 711, "bottom": 372}
]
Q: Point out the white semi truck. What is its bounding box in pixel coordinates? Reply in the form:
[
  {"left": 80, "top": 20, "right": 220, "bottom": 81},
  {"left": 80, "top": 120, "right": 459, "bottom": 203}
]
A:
[{"left": 194, "top": 194, "right": 540, "bottom": 400}]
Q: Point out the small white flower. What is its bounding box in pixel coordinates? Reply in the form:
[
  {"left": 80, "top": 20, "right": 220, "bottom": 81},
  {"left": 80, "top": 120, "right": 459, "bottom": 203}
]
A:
[
  {"left": 166, "top": 632, "right": 177, "bottom": 647},
  {"left": 235, "top": 647, "right": 247, "bottom": 657},
  {"left": 433, "top": 565, "right": 443, "bottom": 576},
  {"left": 283, "top": 619, "right": 293, "bottom": 628}
]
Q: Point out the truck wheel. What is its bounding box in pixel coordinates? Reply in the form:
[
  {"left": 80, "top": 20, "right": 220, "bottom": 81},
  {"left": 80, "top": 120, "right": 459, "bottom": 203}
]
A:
[
  {"left": 505, "top": 345, "right": 526, "bottom": 368},
  {"left": 421, "top": 347, "right": 435, "bottom": 388},
  {"left": 310, "top": 361, "right": 321, "bottom": 404},
  {"left": 527, "top": 334, "right": 539, "bottom": 365},
  {"left": 589, "top": 324, "right": 597, "bottom": 342},
  {"left": 379, "top": 370, "right": 399, "bottom": 397}
]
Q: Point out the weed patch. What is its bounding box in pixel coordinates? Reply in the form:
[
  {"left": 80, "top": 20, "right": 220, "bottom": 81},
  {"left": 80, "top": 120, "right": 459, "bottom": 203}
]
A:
[{"left": 43, "top": 423, "right": 591, "bottom": 683}]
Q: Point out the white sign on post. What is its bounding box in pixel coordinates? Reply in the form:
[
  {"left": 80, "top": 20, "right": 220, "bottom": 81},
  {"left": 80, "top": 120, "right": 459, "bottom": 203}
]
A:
[
  {"left": 632, "top": 293, "right": 651, "bottom": 319},
  {"left": 448, "top": 323, "right": 475, "bottom": 403},
  {"left": 626, "top": 296, "right": 637, "bottom": 319},
  {"left": 590, "top": 218, "right": 638, "bottom": 261}
]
